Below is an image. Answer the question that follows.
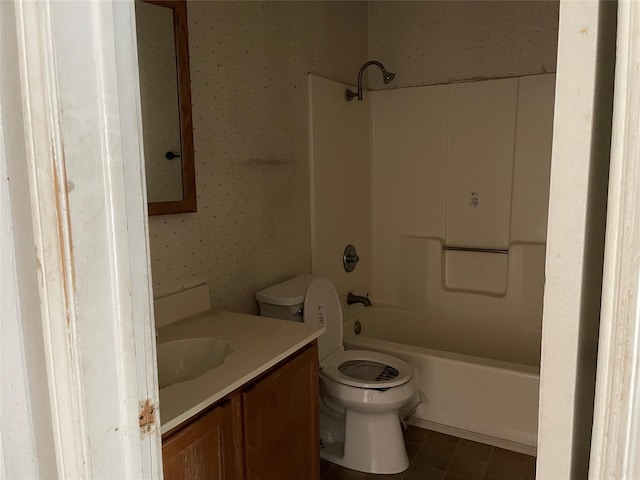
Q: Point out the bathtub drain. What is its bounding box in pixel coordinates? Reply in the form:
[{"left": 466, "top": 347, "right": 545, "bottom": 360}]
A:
[{"left": 354, "top": 321, "right": 362, "bottom": 335}]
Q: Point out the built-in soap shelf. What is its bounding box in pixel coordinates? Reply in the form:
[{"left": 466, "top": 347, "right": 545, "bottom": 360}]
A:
[
  {"left": 440, "top": 240, "right": 545, "bottom": 297},
  {"left": 397, "top": 237, "right": 546, "bottom": 331},
  {"left": 442, "top": 243, "right": 509, "bottom": 296}
]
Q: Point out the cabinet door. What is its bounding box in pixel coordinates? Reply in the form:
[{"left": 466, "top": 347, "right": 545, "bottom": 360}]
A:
[
  {"left": 163, "top": 397, "right": 242, "bottom": 480},
  {"left": 242, "top": 342, "right": 320, "bottom": 480}
]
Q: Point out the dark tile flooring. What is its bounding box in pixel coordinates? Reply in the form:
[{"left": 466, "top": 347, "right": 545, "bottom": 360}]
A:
[{"left": 320, "top": 425, "right": 536, "bottom": 480}]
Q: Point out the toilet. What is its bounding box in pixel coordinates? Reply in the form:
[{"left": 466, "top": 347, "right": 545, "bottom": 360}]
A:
[{"left": 256, "top": 274, "right": 418, "bottom": 474}]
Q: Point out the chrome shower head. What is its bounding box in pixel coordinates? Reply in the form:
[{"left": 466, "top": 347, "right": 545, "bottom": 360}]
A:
[{"left": 346, "top": 60, "right": 396, "bottom": 101}]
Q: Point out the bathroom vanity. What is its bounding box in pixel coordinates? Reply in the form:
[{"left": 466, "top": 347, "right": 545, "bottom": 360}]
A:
[{"left": 158, "top": 310, "right": 324, "bottom": 479}]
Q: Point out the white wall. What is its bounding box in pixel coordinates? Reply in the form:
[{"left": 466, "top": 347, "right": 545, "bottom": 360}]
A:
[
  {"left": 370, "top": 75, "right": 555, "bottom": 362},
  {"left": 308, "top": 74, "right": 555, "bottom": 366},
  {"left": 308, "top": 75, "right": 371, "bottom": 296},
  {"left": 370, "top": 84, "right": 448, "bottom": 294}
]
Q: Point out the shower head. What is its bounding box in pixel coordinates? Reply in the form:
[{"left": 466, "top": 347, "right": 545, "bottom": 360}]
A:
[{"left": 346, "top": 60, "right": 396, "bottom": 101}]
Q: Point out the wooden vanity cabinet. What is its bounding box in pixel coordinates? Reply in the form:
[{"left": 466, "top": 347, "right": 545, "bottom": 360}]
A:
[
  {"left": 242, "top": 341, "right": 320, "bottom": 480},
  {"left": 162, "top": 341, "right": 320, "bottom": 480},
  {"left": 162, "top": 397, "right": 243, "bottom": 480}
]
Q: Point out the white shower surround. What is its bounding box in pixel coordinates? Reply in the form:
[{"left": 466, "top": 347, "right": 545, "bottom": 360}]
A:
[
  {"left": 309, "top": 73, "right": 554, "bottom": 455},
  {"left": 343, "top": 305, "right": 539, "bottom": 454}
]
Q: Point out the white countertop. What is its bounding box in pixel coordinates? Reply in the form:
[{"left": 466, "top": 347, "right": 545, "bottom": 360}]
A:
[{"left": 157, "top": 310, "right": 325, "bottom": 434}]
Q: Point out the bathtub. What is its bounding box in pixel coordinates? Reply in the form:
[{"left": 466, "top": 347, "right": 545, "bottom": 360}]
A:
[{"left": 342, "top": 305, "right": 540, "bottom": 454}]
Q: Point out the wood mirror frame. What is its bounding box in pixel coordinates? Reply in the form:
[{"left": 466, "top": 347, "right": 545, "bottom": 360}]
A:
[{"left": 142, "top": 0, "right": 196, "bottom": 216}]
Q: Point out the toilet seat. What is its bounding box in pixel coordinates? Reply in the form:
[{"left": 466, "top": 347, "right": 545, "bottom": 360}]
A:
[
  {"left": 321, "top": 350, "right": 412, "bottom": 389},
  {"left": 302, "top": 276, "right": 344, "bottom": 364}
]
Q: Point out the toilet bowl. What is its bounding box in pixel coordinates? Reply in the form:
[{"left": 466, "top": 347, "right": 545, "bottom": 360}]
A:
[{"left": 256, "top": 275, "right": 417, "bottom": 474}]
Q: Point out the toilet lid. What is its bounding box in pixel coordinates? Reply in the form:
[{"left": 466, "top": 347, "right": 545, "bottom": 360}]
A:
[
  {"left": 303, "top": 276, "right": 344, "bottom": 364},
  {"left": 321, "top": 350, "right": 413, "bottom": 389}
]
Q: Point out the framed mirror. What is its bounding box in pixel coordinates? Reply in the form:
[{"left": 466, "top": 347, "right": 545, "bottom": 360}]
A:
[{"left": 135, "top": 0, "right": 196, "bottom": 215}]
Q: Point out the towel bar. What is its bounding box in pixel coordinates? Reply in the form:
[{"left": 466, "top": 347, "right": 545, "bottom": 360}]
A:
[{"left": 442, "top": 245, "right": 509, "bottom": 254}]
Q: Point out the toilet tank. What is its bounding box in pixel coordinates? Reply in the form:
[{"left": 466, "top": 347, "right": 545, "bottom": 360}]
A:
[{"left": 256, "top": 274, "right": 315, "bottom": 322}]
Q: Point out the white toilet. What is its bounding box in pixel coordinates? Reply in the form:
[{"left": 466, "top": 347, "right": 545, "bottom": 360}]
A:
[{"left": 256, "top": 274, "right": 418, "bottom": 474}]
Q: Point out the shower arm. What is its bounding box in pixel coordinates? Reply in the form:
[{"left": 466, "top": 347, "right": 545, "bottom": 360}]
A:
[{"left": 346, "top": 61, "right": 388, "bottom": 102}]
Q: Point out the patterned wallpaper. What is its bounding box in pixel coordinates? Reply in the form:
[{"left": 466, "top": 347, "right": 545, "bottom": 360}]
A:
[
  {"left": 148, "top": 2, "right": 368, "bottom": 313},
  {"left": 147, "top": 1, "right": 559, "bottom": 315},
  {"left": 368, "top": 1, "right": 559, "bottom": 89},
  {"left": 136, "top": 1, "right": 184, "bottom": 202}
]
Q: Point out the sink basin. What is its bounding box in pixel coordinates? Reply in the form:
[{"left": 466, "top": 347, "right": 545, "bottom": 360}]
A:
[{"left": 157, "top": 337, "right": 232, "bottom": 389}]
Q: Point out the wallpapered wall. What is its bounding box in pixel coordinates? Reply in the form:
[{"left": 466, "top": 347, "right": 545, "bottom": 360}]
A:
[
  {"left": 368, "top": 1, "right": 559, "bottom": 89},
  {"left": 147, "top": 1, "right": 559, "bottom": 314},
  {"left": 148, "top": 2, "right": 368, "bottom": 312}
]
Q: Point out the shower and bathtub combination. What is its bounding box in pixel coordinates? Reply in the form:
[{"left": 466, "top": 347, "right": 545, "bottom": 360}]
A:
[{"left": 309, "top": 62, "right": 555, "bottom": 455}]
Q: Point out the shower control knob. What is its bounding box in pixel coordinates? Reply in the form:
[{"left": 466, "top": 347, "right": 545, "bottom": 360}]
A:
[{"left": 343, "top": 244, "right": 360, "bottom": 272}]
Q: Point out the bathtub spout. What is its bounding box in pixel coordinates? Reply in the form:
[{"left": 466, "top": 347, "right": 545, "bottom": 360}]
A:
[{"left": 347, "top": 292, "right": 372, "bottom": 307}]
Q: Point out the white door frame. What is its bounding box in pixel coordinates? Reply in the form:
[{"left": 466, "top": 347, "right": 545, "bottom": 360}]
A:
[
  {"left": 2, "top": 0, "right": 161, "bottom": 477},
  {"left": 537, "top": 0, "right": 617, "bottom": 478},
  {"left": 539, "top": 0, "right": 640, "bottom": 478},
  {"left": 590, "top": 1, "right": 640, "bottom": 478}
]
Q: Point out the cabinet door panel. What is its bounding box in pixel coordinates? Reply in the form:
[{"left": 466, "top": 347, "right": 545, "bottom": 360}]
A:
[
  {"left": 163, "top": 398, "right": 241, "bottom": 480},
  {"left": 243, "top": 343, "right": 320, "bottom": 480}
]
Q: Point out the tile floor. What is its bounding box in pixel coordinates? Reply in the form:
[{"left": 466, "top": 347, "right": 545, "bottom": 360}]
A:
[{"left": 320, "top": 425, "right": 536, "bottom": 480}]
